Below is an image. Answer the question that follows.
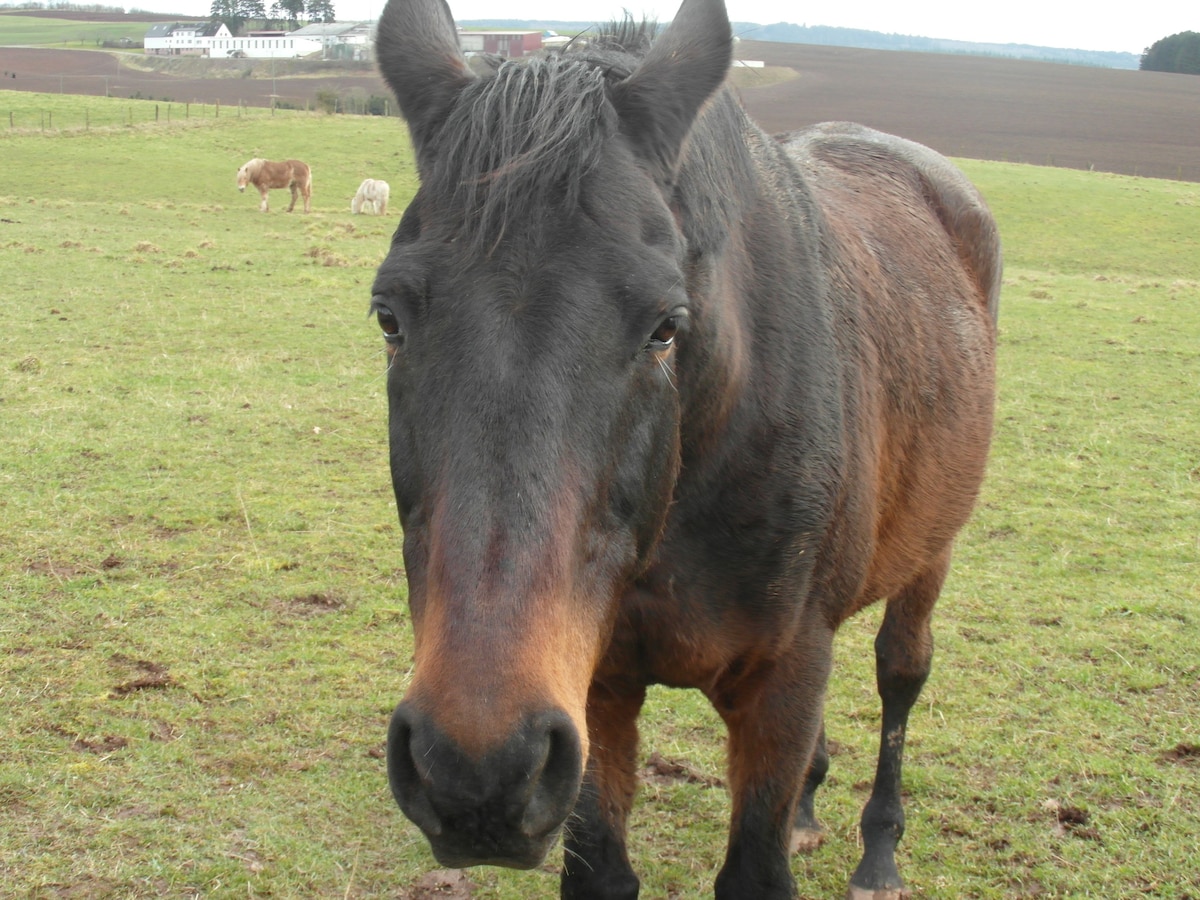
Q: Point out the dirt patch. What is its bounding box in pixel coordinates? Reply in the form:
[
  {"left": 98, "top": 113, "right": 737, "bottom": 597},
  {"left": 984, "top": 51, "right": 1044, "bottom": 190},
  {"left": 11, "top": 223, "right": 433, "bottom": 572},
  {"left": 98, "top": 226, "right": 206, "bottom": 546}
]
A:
[
  {"left": 72, "top": 734, "right": 129, "bottom": 754},
  {"left": 1160, "top": 742, "right": 1200, "bottom": 765},
  {"left": 402, "top": 869, "right": 474, "bottom": 899},
  {"left": 639, "top": 751, "right": 724, "bottom": 788},
  {"left": 108, "top": 654, "right": 175, "bottom": 697},
  {"left": 1044, "top": 799, "right": 1102, "bottom": 841},
  {"left": 279, "top": 592, "right": 346, "bottom": 615}
]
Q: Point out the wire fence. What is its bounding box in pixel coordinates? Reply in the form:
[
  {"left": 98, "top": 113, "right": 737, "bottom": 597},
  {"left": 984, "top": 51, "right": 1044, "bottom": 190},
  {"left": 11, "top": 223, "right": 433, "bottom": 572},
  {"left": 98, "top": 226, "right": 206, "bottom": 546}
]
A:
[
  {"left": 3, "top": 97, "right": 278, "bottom": 130},
  {"left": 2, "top": 90, "right": 397, "bottom": 132}
]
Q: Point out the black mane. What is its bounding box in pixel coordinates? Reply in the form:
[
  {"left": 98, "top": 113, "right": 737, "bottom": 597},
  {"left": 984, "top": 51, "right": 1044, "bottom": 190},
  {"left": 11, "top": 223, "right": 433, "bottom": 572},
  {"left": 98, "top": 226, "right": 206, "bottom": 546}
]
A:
[{"left": 426, "top": 21, "right": 657, "bottom": 248}]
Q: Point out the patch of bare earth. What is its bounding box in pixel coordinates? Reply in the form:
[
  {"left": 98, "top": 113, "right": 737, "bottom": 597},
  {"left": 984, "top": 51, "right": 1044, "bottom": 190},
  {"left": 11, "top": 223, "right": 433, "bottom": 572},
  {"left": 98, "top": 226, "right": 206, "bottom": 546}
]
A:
[
  {"left": 402, "top": 869, "right": 474, "bottom": 899},
  {"left": 639, "top": 751, "right": 724, "bottom": 787}
]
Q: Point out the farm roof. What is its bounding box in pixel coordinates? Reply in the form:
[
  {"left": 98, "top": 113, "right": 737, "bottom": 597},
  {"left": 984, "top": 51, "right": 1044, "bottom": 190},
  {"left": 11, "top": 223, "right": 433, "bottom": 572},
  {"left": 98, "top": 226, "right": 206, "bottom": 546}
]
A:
[
  {"left": 289, "top": 23, "right": 364, "bottom": 37},
  {"left": 144, "top": 22, "right": 224, "bottom": 38}
]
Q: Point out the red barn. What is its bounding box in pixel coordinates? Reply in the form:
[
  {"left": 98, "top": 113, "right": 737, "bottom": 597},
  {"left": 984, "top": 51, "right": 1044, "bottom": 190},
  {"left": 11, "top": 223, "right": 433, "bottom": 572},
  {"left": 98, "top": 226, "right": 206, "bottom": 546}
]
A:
[{"left": 457, "top": 29, "right": 543, "bottom": 58}]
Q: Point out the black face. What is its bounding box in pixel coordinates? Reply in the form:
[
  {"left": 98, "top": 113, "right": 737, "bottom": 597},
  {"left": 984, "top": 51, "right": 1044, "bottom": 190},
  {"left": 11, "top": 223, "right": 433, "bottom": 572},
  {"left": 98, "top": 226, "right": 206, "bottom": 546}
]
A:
[
  {"left": 373, "top": 142, "right": 690, "bottom": 868},
  {"left": 372, "top": 0, "right": 732, "bottom": 864},
  {"left": 372, "top": 143, "right": 688, "bottom": 577}
]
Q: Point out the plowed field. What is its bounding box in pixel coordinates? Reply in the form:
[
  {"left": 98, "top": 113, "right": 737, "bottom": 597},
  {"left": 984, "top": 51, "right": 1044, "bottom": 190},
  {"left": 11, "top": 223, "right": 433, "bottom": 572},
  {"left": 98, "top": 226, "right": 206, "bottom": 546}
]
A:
[{"left": 2, "top": 41, "right": 1199, "bottom": 181}]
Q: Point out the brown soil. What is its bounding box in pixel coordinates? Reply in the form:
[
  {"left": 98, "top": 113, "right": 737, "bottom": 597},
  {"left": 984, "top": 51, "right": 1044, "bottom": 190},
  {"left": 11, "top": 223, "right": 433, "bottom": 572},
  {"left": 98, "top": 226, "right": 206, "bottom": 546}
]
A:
[
  {"left": 736, "top": 41, "right": 1200, "bottom": 182},
  {"left": 2, "top": 42, "right": 1199, "bottom": 182}
]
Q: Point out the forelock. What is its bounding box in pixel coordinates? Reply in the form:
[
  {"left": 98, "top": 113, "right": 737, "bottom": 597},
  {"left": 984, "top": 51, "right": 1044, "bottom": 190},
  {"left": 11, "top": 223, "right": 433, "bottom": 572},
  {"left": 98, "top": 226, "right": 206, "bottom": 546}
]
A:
[{"left": 426, "top": 55, "right": 620, "bottom": 249}]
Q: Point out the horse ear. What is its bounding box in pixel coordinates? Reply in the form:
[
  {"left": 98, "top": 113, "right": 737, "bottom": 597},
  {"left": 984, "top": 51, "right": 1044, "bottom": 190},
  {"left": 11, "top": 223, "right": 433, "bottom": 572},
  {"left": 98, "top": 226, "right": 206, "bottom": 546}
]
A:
[
  {"left": 610, "top": 0, "right": 732, "bottom": 183},
  {"left": 376, "top": 0, "right": 475, "bottom": 170}
]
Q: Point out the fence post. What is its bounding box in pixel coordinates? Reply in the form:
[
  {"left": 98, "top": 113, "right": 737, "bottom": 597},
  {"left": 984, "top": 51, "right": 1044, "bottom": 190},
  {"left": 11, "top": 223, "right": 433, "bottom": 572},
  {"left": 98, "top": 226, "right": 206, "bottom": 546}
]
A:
[
  {"left": 10, "top": 110, "right": 14, "bottom": 129},
  {"left": 185, "top": 102, "right": 189, "bottom": 119},
  {"left": 215, "top": 98, "right": 220, "bottom": 118},
  {"left": 155, "top": 104, "right": 159, "bottom": 122},
  {"left": 48, "top": 111, "right": 52, "bottom": 129}
]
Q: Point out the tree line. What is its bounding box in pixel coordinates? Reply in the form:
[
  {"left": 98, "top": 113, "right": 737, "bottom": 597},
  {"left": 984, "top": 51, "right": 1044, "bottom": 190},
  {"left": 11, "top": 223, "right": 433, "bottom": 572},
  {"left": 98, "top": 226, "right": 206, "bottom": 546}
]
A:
[
  {"left": 1140, "top": 31, "right": 1200, "bottom": 74},
  {"left": 209, "top": 0, "right": 336, "bottom": 33}
]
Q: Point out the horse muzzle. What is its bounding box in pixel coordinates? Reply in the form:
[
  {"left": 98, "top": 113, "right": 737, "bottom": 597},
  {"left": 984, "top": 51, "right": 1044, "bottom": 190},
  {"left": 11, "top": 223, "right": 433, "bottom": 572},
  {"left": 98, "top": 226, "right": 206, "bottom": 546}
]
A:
[
  {"left": 237, "top": 186, "right": 245, "bottom": 192},
  {"left": 386, "top": 702, "right": 583, "bottom": 868}
]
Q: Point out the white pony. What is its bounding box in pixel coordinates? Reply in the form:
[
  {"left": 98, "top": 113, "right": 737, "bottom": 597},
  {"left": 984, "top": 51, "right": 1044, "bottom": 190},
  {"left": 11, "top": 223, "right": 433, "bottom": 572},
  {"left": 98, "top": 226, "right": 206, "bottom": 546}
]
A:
[{"left": 351, "top": 178, "right": 390, "bottom": 215}]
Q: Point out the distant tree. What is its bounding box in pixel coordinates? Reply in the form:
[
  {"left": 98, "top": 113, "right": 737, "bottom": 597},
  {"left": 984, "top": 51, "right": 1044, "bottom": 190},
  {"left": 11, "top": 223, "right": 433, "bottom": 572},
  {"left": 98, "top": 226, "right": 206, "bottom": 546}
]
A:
[
  {"left": 306, "top": 0, "right": 335, "bottom": 23},
  {"left": 210, "top": 0, "right": 245, "bottom": 33},
  {"left": 272, "top": 0, "right": 305, "bottom": 26},
  {"left": 239, "top": 0, "right": 266, "bottom": 24},
  {"left": 1140, "top": 31, "right": 1200, "bottom": 74}
]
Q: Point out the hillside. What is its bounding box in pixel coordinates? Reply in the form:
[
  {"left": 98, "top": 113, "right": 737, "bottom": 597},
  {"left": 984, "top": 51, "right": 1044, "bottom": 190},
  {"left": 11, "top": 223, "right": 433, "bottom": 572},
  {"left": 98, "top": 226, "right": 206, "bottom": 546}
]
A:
[
  {"left": 0, "top": 8, "right": 1146, "bottom": 68},
  {"left": 5, "top": 39, "right": 1198, "bottom": 182},
  {"left": 456, "top": 19, "right": 1142, "bottom": 69}
]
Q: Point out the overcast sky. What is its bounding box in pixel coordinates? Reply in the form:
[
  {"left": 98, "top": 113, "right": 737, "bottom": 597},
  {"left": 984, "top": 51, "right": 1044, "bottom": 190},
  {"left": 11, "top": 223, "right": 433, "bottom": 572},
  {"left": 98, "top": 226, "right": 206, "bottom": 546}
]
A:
[{"left": 145, "top": 1, "right": 1190, "bottom": 55}]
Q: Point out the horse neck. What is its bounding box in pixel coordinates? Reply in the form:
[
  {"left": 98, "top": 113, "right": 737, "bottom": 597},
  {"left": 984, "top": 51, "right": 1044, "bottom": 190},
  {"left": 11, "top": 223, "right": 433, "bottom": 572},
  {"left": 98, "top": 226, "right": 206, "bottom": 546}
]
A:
[
  {"left": 673, "top": 91, "right": 777, "bottom": 254},
  {"left": 671, "top": 91, "right": 831, "bottom": 469}
]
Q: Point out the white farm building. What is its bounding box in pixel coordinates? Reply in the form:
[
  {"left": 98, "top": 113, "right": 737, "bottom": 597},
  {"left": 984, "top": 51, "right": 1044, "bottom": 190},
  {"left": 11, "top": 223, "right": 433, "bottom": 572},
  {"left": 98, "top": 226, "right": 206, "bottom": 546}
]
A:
[
  {"left": 289, "top": 22, "right": 375, "bottom": 60},
  {"left": 144, "top": 21, "right": 232, "bottom": 56},
  {"left": 143, "top": 22, "right": 351, "bottom": 59}
]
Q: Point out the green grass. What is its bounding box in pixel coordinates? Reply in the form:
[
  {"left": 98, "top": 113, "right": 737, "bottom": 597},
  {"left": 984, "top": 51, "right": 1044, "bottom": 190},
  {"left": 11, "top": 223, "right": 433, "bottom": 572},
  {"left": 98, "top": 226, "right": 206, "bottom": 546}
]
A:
[
  {"left": 2, "top": 92, "right": 1198, "bottom": 898},
  {"left": 0, "top": 13, "right": 158, "bottom": 47}
]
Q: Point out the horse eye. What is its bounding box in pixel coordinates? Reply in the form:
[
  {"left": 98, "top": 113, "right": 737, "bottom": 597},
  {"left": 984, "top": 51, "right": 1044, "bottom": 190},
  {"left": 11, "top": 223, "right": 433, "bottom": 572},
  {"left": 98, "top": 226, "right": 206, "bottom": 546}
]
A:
[
  {"left": 647, "top": 311, "right": 687, "bottom": 350},
  {"left": 375, "top": 307, "right": 406, "bottom": 347},
  {"left": 377, "top": 307, "right": 399, "bottom": 335}
]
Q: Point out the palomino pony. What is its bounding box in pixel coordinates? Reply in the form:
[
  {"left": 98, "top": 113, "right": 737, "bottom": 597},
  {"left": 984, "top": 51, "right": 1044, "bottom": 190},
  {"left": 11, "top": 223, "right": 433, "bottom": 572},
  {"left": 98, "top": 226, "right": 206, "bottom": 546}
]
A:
[
  {"left": 352, "top": 178, "right": 390, "bottom": 215},
  {"left": 371, "top": 0, "right": 1000, "bottom": 896},
  {"left": 235, "top": 158, "right": 312, "bottom": 213}
]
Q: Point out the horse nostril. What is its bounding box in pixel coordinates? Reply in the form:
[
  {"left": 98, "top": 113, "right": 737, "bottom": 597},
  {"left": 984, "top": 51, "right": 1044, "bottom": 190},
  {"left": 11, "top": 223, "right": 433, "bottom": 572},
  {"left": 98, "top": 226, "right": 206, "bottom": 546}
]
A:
[
  {"left": 387, "top": 705, "right": 443, "bottom": 837},
  {"left": 519, "top": 712, "right": 583, "bottom": 839}
]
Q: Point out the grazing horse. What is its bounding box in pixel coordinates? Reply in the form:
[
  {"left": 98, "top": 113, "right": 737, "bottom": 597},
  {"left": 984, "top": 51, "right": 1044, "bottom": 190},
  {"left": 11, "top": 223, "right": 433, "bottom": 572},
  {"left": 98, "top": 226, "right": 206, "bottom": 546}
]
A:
[
  {"left": 235, "top": 157, "right": 312, "bottom": 213},
  {"left": 352, "top": 178, "right": 391, "bottom": 215},
  {"left": 370, "top": 0, "right": 1000, "bottom": 896}
]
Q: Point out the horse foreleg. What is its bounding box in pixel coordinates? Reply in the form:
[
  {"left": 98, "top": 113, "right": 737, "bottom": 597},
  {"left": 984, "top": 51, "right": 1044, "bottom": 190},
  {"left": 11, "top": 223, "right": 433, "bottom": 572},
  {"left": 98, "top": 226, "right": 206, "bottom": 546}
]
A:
[
  {"left": 258, "top": 186, "right": 269, "bottom": 213},
  {"left": 560, "top": 681, "right": 644, "bottom": 900},
  {"left": 713, "top": 630, "right": 833, "bottom": 900},
  {"left": 848, "top": 550, "right": 948, "bottom": 900}
]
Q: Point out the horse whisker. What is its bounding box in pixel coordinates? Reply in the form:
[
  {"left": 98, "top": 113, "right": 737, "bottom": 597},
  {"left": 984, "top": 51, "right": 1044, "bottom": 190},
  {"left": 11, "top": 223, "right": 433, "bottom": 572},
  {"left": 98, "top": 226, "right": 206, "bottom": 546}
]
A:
[{"left": 657, "top": 354, "right": 677, "bottom": 391}]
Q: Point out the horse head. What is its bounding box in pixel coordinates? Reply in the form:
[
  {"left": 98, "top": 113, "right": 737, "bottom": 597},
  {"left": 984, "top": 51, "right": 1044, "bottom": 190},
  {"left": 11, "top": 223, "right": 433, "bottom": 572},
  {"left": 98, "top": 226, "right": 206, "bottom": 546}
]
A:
[
  {"left": 236, "top": 158, "right": 260, "bottom": 192},
  {"left": 373, "top": 0, "right": 731, "bottom": 870}
]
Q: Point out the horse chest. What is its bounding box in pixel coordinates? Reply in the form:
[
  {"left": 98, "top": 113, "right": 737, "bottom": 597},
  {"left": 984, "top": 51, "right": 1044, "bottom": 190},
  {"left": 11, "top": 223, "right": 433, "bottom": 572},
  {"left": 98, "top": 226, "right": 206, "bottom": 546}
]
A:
[{"left": 607, "top": 556, "right": 821, "bottom": 692}]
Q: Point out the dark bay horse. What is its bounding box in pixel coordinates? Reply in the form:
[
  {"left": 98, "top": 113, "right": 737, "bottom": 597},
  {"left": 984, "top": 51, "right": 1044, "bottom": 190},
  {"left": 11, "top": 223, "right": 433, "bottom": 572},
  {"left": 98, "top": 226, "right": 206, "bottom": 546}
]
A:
[
  {"left": 236, "top": 157, "right": 312, "bottom": 213},
  {"left": 370, "top": 0, "right": 1000, "bottom": 896}
]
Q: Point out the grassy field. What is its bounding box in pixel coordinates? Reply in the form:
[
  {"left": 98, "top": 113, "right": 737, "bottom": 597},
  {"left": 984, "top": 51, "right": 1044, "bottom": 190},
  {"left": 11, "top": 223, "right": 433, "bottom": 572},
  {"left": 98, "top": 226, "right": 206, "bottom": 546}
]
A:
[
  {"left": 0, "top": 13, "right": 157, "bottom": 47},
  {"left": 2, "top": 91, "right": 1198, "bottom": 899}
]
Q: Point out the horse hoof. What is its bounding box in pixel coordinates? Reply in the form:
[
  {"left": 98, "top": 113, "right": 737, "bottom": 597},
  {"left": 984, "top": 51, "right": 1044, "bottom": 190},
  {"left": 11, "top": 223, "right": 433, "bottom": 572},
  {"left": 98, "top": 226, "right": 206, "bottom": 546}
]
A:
[
  {"left": 846, "top": 884, "right": 911, "bottom": 900},
  {"left": 790, "top": 826, "right": 824, "bottom": 854}
]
